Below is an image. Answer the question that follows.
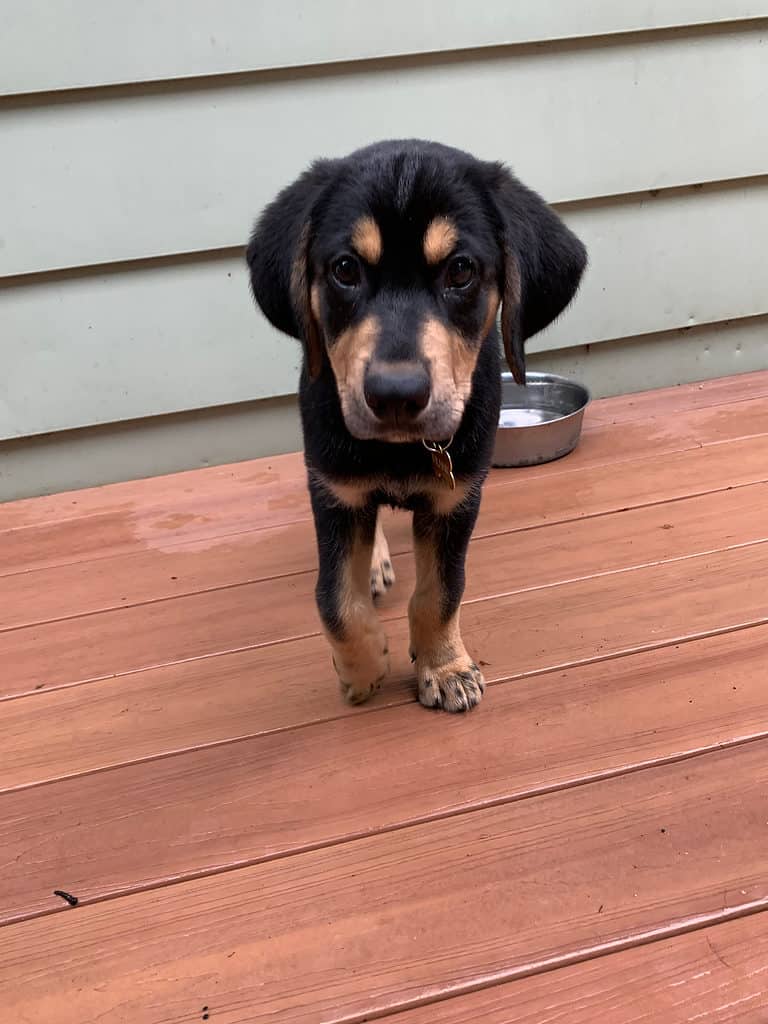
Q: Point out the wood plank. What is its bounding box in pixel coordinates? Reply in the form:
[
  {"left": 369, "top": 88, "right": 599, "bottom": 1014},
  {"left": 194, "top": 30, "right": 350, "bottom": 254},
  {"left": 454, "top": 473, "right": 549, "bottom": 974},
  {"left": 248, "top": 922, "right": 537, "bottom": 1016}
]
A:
[
  {"left": 4, "top": 625, "right": 768, "bottom": 923},
  {"left": 0, "top": 470, "right": 312, "bottom": 576},
  {"left": 5, "top": 524, "right": 768, "bottom": 701},
  {"left": 584, "top": 369, "right": 768, "bottom": 426},
  {"left": 3, "top": 0, "right": 760, "bottom": 96},
  {"left": 2, "top": 420, "right": 768, "bottom": 582},
  {"left": 3, "top": 477, "right": 767, "bottom": 632},
  {"left": 477, "top": 432, "right": 768, "bottom": 536},
  {"left": 0, "top": 449, "right": 306, "bottom": 531},
  {"left": 6, "top": 181, "right": 768, "bottom": 435},
  {"left": 3, "top": 514, "right": 768, "bottom": 754},
  {"left": 388, "top": 912, "right": 768, "bottom": 1023},
  {"left": 2, "top": 742, "right": 768, "bottom": 1022}
]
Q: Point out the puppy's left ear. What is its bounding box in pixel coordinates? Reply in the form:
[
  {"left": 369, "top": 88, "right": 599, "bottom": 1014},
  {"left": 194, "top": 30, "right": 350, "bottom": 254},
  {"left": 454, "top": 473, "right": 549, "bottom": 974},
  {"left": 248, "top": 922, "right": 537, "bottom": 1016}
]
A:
[
  {"left": 246, "top": 159, "right": 338, "bottom": 378},
  {"left": 484, "top": 163, "right": 587, "bottom": 384}
]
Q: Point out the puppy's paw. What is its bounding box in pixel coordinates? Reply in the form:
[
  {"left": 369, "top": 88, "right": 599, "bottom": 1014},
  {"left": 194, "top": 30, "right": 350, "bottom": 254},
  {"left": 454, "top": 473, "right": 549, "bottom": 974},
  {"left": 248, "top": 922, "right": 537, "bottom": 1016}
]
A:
[
  {"left": 370, "top": 524, "right": 395, "bottom": 600},
  {"left": 333, "top": 636, "right": 389, "bottom": 706},
  {"left": 417, "top": 658, "right": 485, "bottom": 713},
  {"left": 370, "top": 557, "right": 395, "bottom": 600}
]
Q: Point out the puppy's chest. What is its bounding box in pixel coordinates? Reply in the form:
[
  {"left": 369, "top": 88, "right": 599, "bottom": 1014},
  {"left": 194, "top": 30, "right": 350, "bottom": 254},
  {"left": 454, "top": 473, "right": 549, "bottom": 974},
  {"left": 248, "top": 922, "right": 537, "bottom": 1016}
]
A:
[{"left": 317, "top": 471, "right": 467, "bottom": 515}]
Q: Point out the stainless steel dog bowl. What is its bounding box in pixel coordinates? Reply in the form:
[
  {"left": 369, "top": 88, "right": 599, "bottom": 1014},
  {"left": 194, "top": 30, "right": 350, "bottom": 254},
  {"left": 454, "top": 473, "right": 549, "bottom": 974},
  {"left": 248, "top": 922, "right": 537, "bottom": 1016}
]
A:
[{"left": 492, "top": 372, "right": 590, "bottom": 468}]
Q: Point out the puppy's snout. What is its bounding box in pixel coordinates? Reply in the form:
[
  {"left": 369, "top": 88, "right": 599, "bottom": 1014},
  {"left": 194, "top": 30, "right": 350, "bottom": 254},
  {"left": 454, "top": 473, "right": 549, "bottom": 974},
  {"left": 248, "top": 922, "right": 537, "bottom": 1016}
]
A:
[{"left": 364, "top": 363, "right": 431, "bottom": 422}]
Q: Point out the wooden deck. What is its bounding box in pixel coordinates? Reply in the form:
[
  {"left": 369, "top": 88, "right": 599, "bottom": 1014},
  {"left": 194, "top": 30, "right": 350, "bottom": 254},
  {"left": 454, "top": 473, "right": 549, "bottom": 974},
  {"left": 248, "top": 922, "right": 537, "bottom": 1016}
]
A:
[{"left": 2, "top": 371, "right": 768, "bottom": 1023}]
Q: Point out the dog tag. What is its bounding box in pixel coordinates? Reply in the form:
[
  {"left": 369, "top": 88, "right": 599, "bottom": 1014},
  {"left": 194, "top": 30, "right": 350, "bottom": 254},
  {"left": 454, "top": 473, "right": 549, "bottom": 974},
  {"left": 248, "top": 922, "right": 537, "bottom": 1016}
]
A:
[
  {"left": 431, "top": 447, "right": 456, "bottom": 489},
  {"left": 424, "top": 440, "right": 456, "bottom": 490}
]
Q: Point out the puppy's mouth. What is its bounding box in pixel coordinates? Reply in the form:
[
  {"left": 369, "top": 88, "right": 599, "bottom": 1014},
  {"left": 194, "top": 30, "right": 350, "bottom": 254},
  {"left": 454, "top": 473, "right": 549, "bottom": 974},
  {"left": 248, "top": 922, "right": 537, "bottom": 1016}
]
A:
[{"left": 340, "top": 398, "right": 463, "bottom": 445}]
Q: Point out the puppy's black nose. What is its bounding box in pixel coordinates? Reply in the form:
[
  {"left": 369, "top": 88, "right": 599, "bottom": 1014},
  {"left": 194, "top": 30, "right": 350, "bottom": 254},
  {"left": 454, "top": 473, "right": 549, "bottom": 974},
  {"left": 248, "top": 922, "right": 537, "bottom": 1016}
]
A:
[{"left": 364, "top": 364, "right": 431, "bottom": 422}]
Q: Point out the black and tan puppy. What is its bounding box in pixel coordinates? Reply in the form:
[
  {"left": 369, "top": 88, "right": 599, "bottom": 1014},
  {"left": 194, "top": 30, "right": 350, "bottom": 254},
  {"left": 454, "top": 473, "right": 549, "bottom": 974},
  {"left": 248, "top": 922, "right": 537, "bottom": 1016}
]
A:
[{"left": 247, "top": 140, "right": 586, "bottom": 712}]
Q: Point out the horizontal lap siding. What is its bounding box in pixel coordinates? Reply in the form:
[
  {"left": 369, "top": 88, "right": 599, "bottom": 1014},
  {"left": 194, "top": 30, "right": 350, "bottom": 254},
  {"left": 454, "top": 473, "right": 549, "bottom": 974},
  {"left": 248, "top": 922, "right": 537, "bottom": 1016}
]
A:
[
  {"left": 1, "top": 1, "right": 763, "bottom": 94},
  {"left": 3, "top": 182, "right": 768, "bottom": 439},
  {"left": 2, "top": 26, "right": 767, "bottom": 276},
  {"left": 0, "top": 9, "right": 766, "bottom": 468}
]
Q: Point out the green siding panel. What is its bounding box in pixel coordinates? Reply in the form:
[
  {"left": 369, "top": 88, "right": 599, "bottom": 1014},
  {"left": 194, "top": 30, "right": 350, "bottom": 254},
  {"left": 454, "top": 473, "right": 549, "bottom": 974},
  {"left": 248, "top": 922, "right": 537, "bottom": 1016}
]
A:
[
  {"left": 2, "top": 25, "right": 766, "bottom": 276},
  {"left": 1, "top": 0, "right": 764, "bottom": 95},
  {"left": 3, "top": 182, "right": 768, "bottom": 440},
  {"left": 1, "top": 6, "right": 766, "bottom": 493}
]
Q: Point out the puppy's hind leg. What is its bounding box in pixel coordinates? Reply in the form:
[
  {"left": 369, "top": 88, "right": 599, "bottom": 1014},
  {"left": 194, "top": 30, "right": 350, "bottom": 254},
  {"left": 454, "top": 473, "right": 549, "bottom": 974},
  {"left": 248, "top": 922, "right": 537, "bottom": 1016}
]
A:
[{"left": 370, "top": 510, "right": 396, "bottom": 600}]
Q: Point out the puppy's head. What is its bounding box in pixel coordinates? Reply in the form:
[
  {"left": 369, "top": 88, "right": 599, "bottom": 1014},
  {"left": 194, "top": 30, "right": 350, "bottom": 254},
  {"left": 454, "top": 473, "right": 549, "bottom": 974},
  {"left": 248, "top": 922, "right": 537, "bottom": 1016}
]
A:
[{"left": 247, "top": 140, "right": 586, "bottom": 443}]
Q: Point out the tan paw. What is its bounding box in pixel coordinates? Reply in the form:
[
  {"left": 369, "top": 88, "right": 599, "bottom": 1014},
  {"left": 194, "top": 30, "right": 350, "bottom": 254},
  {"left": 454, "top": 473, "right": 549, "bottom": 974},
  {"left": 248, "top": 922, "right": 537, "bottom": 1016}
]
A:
[
  {"left": 370, "top": 556, "right": 395, "bottom": 600},
  {"left": 333, "top": 638, "right": 389, "bottom": 706},
  {"left": 417, "top": 658, "right": 485, "bottom": 713},
  {"left": 370, "top": 521, "right": 395, "bottom": 600}
]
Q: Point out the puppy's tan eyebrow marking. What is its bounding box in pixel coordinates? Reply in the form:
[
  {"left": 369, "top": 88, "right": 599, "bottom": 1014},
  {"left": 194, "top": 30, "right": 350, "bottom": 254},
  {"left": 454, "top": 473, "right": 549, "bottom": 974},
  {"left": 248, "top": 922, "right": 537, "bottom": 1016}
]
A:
[
  {"left": 423, "top": 216, "right": 458, "bottom": 265},
  {"left": 351, "top": 216, "right": 383, "bottom": 265}
]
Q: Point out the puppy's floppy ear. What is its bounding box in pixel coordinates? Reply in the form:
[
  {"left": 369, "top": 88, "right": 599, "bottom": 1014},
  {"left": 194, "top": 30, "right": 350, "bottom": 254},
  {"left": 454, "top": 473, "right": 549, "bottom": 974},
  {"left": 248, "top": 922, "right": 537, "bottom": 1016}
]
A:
[
  {"left": 246, "top": 160, "right": 337, "bottom": 378},
  {"left": 484, "top": 163, "right": 587, "bottom": 384}
]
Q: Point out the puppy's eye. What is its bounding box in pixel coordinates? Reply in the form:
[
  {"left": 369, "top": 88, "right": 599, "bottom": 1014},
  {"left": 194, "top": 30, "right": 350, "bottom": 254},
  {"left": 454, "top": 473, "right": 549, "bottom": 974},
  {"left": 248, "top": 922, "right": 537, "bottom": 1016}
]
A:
[
  {"left": 445, "top": 255, "right": 475, "bottom": 289},
  {"left": 331, "top": 255, "right": 361, "bottom": 289}
]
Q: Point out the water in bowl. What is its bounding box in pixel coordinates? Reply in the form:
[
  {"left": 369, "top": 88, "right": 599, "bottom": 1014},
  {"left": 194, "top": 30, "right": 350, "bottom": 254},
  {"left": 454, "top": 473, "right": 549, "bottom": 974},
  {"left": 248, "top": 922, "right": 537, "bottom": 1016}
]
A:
[{"left": 499, "top": 405, "right": 564, "bottom": 428}]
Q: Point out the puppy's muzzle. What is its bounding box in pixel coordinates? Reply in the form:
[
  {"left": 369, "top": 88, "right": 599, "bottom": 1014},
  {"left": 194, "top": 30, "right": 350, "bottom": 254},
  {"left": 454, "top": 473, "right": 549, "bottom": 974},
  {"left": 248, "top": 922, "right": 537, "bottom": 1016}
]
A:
[{"left": 363, "top": 362, "right": 431, "bottom": 426}]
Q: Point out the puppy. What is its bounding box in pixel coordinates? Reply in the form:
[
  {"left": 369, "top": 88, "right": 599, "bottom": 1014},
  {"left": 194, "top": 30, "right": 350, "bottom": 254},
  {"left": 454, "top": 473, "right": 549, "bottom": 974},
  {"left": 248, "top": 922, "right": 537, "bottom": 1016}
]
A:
[{"left": 247, "top": 140, "right": 586, "bottom": 712}]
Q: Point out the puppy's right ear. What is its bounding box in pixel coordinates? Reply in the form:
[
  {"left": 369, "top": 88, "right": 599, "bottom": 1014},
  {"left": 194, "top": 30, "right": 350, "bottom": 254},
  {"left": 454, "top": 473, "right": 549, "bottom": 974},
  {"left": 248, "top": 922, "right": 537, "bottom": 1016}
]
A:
[{"left": 246, "top": 160, "right": 337, "bottom": 378}]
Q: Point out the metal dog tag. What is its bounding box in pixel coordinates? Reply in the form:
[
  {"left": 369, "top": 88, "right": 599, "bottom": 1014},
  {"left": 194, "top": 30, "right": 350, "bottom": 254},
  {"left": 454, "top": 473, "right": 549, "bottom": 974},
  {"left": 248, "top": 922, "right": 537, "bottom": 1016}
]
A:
[{"left": 424, "top": 439, "right": 456, "bottom": 490}]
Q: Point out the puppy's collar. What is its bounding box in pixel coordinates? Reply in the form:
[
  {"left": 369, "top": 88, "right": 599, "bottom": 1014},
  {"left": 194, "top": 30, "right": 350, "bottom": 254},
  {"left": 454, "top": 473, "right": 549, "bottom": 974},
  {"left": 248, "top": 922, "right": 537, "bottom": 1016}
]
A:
[{"left": 423, "top": 437, "right": 456, "bottom": 490}]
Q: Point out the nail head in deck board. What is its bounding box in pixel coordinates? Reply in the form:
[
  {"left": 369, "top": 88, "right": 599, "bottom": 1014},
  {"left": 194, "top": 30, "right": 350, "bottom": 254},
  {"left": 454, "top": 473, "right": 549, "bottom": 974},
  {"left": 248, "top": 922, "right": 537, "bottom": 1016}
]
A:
[
  {"left": 4, "top": 625, "right": 768, "bottom": 924},
  {"left": 1, "top": 742, "right": 768, "bottom": 1022}
]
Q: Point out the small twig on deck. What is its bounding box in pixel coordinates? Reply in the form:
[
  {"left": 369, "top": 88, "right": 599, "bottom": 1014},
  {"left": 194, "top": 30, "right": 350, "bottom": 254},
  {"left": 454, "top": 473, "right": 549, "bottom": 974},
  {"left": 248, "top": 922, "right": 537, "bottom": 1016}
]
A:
[{"left": 53, "top": 890, "right": 79, "bottom": 907}]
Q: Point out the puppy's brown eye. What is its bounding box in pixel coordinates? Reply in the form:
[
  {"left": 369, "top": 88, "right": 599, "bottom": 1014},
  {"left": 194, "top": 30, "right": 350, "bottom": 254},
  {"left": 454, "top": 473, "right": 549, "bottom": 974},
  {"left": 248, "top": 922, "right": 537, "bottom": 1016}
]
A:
[
  {"left": 445, "top": 255, "right": 475, "bottom": 289},
  {"left": 331, "top": 255, "right": 361, "bottom": 288}
]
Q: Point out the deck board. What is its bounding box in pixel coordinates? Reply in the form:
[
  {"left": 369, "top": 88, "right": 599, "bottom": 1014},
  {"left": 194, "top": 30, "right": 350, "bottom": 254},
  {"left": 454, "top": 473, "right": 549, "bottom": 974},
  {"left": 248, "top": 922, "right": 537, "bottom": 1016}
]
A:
[
  {"left": 3, "top": 484, "right": 768, "bottom": 786},
  {"left": 3, "top": 538, "right": 768, "bottom": 701},
  {"left": 2, "top": 371, "right": 768, "bottom": 1022},
  {"left": 3, "top": 743, "right": 768, "bottom": 1023},
  {"left": 2, "top": 478, "right": 767, "bottom": 632},
  {"left": 4, "top": 626, "right": 768, "bottom": 924},
  {"left": 388, "top": 912, "right": 768, "bottom": 1023}
]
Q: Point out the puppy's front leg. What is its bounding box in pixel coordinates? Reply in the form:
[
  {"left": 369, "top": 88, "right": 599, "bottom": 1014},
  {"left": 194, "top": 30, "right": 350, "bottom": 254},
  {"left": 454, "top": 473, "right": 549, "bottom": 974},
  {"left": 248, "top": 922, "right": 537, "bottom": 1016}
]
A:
[
  {"left": 311, "top": 489, "right": 389, "bottom": 705},
  {"left": 409, "top": 496, "right": 485, "bottom": 712}
]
